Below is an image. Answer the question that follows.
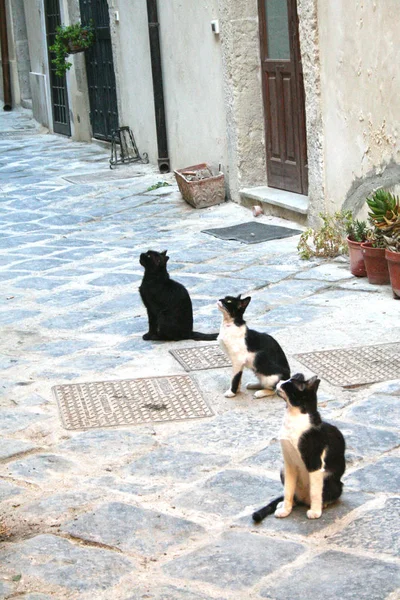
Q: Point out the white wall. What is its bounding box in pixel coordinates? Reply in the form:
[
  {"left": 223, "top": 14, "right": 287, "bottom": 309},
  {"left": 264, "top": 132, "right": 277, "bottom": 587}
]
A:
[
  {"left": 318, "top": 0, "right": 400, "bottom": 215},
  {"left": 112, "top": 0, "right": 228, "bottom": 172}
]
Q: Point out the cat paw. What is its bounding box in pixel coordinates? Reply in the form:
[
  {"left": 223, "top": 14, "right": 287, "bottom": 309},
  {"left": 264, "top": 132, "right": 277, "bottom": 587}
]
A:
[
  {"left": 246, "top": 382, "right": 262, "bottom": 390},
  {"left": 274, "top": 506, "right": 292, "bottom": 518},
  {"left": 276, "top": 501, "right": 284, "bottom": 510},
  {"left": 143, "top": 332, "right": 158, "bottom": 340},
  {"left": 307, "top": 509, "right": 322, "bottom": 520},
  {"left": 253, "top": 389, "right": 275, "bottom": 399},
  {"left": 224, "top": 389, "right": 236, "bottom": 398}
]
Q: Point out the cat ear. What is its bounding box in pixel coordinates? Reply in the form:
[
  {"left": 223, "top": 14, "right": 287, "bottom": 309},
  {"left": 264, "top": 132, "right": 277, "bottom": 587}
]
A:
[
  {"left": 306, "top": 376, "right": 320, "bottom": 392},
  {"left": 161, "top": 250, "right": 169, "bottom": 264},
  {"left": 161, "top": 250, "right": 168, "bottom": 255},
  {"left": 240, "top": 296, "right": 251, "bottom": 310},
  {"left": 292, "top": 373, "right": 306, "bottom": 391}
]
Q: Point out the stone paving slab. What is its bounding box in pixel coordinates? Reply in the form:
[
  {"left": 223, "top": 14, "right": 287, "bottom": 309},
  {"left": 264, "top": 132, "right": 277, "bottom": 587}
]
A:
[
  {"left": 0, "top": 534, "right": 134, "bottom": 592},
  {"left": 344, "top": 455, "right": 400, "bottom": 493},
  {"left": 62, "top": 502, "right": 204, "bottom": 556},
  {"left": 175, "top": 469, "right": 282, "bottom": 516},
  {"left": 124, "top": 448, "right": 230, "bottom": 481},
  {"left": 7, "top": 454, "right": 76, "bottom": 483},
  {"left": 0, "top": 438, "right": 37, "bottom": 461},
  {"left": 164, "top": 531, "right": 305, "bottom": 590},
  {"left": 260, "top": 550, "right": 400, "bottom": 600},
  {"left": 246, "top": 491, "right": 370, "bottom": 537},
  {"left": 327, "top": 497, "right": 400, "bottom": 557}
]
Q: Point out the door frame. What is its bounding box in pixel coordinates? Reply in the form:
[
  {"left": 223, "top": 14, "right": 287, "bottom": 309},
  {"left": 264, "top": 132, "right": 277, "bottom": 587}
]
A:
[{"left": 258, "top": 0, "right": 308, "bottom": 195}]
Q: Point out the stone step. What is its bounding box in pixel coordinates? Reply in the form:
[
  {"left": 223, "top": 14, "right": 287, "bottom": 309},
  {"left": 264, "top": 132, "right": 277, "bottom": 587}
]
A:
[{"left": 240, "top": 186, "right": 309, "bottom": 215}]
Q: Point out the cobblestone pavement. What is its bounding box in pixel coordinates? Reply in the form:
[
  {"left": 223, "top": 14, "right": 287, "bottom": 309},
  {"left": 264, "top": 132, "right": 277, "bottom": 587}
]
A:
[{"left": 0, "top": 110, "right": 399, "bottom": 599}]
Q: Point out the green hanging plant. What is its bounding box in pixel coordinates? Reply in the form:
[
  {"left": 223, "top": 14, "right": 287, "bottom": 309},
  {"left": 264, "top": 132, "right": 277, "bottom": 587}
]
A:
[{"left": 49, "top": 23, "right": 94, "bottom": 77}]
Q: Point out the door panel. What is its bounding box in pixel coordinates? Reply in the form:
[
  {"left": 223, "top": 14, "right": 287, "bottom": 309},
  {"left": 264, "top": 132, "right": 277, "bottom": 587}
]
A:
[
  {"left": 79, "top": 0, "right": 119, "bottom": 141},
  {"left": 259, "top": 0, "right": 308, "bottom": 194},
  {"left": 45, "top": 0, "right": 71, "bottom": 136}
]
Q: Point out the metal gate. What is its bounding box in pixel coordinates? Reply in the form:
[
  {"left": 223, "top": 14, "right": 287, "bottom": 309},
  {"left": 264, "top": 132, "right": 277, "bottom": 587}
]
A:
[
  {"left": 45, "top": 0, "right": 71, "bottom": 136},
  {"left": 79, "top": 0, "right": 119, "bottom": 141}
]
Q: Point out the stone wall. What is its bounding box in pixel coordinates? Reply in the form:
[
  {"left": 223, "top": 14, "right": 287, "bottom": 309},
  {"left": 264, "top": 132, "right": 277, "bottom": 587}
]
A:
[{"left": 218, "top": 0, "right": 267, "bottom": 201}]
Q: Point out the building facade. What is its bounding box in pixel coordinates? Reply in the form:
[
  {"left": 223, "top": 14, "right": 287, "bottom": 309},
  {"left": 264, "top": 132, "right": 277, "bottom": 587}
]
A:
[{"left": 1, "top": 0, "right": 400, "bottom": 226}]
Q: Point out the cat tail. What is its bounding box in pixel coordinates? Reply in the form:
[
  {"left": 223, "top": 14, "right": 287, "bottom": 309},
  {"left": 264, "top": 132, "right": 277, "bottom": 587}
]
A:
[
  {"left": 191, "top": 331, "right": 219, "bottom": 341},
  {"left": 252, "top": 496, "right": 284, "bottom": 523}
]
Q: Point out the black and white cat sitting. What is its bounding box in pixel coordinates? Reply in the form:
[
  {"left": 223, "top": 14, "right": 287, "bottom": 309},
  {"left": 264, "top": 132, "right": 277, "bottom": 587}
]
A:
[
  {"left": 253, "top": 373, "right": 346, "bottom": 522},
  {"left": 139, "top": 250, "right": 218, "bottom": 341},
  {"left": 217, "top": 294, "right": 290, "bottom": 398}
]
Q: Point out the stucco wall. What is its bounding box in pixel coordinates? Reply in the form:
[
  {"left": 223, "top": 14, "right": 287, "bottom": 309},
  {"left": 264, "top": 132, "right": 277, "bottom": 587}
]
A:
[
  {"left": 318, "top": 0, "right": 400, "bottom": 216},
  {"left": 112, "top": 0, "right": 228, "bottom": 172}
]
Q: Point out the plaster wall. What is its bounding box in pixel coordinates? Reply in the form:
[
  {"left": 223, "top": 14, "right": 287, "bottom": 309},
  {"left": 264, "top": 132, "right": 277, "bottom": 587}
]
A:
[
  {"left": 110, "top": 0, "right": 157, "bottom": 161},
  {"left": 318, "top": 0, "right": 400, "bottom": 216},
  {"left": 111, "top": 0, "right": 227, "bottom": 172}
]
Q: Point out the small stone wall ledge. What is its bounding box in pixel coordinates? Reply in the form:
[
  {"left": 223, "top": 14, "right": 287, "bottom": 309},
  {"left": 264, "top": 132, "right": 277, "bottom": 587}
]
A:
[{"left": 240, "top": 186, "right": 309, "bottom": 215}]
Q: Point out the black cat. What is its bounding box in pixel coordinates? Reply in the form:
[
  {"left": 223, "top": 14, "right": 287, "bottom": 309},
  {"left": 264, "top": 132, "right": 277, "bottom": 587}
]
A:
[
  {"left": 217, "top": 294, "right": 290, "bottom": 398},
  {"left": 139, "top": 250, "right": 218, "bottom": 341},
  {"left": 253, "top": 373, "right": 346, "bottom": 522}
]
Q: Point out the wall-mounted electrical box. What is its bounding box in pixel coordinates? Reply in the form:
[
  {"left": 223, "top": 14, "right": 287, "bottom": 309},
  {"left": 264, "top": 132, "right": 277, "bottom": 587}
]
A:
[{"left": 211, "top": 20, "right": 220, "bottom": 35}]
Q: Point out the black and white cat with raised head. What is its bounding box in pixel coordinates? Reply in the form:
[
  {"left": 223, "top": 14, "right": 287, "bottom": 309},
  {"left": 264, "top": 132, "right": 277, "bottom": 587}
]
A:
[
  {"left": 139, "top": 250, "right": 218, "bottom": 341},
  {"left": 217, "top": 294, "right": 290, "bottom": 398},
  {"left": 253, "top": 373, "right": 346, "bottom": 522}
]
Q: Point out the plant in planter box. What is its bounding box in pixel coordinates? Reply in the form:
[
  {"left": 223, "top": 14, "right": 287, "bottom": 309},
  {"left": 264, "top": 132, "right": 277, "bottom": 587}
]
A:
[
  {"left": 345, "top": 219, "right": 369, "bottom": 277},
  {"left": 50, "top": 23, "right": 94, "bottom": 77}
]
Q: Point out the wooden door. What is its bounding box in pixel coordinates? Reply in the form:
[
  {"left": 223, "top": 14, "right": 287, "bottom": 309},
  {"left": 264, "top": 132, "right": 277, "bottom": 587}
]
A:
[
  {"left": 79, "top": 0, "right": 119, "bottom": 141},
  {"left": 259, "top": 0, "right": 308, "bottom": 194},
  {"left": 45, "top": 0, "right": 71, "bottom": 136}
]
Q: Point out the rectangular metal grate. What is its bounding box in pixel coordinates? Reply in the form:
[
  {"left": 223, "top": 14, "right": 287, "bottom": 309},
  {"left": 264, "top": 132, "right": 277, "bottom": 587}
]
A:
[
  {"left": 170, "top": 345, "right": 231, "bottom": 372},
  {"left": 295, "top": 342, "right": 400, "bottom": 387},
  {"left": 53, "top": 375, "right": 213, "bottom": 430}
]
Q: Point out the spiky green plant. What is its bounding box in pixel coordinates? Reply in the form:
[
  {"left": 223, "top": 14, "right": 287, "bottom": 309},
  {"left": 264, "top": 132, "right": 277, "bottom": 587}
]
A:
[
  {"left": 366, "top": 189, "right": 400, "bottom": 252},
  {"left": 346, "top": 219, "right": 369, "bottom": 243}
]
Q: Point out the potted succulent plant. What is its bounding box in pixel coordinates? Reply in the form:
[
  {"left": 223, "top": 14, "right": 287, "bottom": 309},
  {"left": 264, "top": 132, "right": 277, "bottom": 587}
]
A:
[
  {"left": 49, "top": 23, "right": 94, "bottom": 77},
  {"left": 364, "top": 189, "right": 397, "bottom": 286},
  {"left": 368, "top": 189, "right": 400, "bottom": 298},
  {"left": 346, "top": 219, "right": 368, "bottom": 277}
]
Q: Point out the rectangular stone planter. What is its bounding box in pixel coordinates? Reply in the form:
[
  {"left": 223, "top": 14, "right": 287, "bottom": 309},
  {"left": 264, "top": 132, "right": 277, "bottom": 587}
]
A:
[{"left": 174, "top": 163, "right": 225, "bottom": 209}]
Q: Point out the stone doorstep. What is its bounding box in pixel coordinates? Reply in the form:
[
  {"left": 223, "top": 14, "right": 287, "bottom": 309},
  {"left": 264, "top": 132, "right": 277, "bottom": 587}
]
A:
[{"left": 240, "top": 186, "right": 309, "bottom": 215}]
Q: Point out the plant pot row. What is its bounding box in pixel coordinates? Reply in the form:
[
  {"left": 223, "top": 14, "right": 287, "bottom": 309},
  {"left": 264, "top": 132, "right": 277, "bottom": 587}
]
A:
[{"left": 347, "top": 237, "right": 400, "bottom": 298}]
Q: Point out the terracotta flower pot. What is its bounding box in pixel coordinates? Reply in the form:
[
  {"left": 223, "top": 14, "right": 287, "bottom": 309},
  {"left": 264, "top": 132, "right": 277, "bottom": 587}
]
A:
[
  {"left": 361, "top": 242, "right": 390, "bottom": 285},
  {"left": 347, "top": 237, "right": 366, "bottom": 277},
  {"left": 385, "top": 248, "right": 400, "bottom": 299}
]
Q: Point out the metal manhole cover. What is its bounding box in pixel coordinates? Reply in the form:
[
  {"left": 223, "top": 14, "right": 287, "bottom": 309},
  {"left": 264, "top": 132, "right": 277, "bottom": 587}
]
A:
[
  {"left": 295, "top": 342, "right": 400, "bottom": 387},
  {"left": 170, "top": 345, "right": 231, "bottom": 371},
  {"left": 53, "top": 375, "right": 213, "bottom": 430}
]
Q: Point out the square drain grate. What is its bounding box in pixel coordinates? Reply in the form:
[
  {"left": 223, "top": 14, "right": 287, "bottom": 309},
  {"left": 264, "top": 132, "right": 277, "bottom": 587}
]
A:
[
  {"left": 170, "top": 345, "right": 231, "bottom": 371},
  {"left": 53, "top": 375, "right": 213, "bottom": 430},
  {"left": 295, "top": 342, "right": 400, "bottom": 387}
]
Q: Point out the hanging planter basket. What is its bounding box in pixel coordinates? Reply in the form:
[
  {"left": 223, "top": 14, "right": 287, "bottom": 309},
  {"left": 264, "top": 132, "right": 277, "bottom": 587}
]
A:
[{"left": 50, "top": 23, "right": 94, "bottom": 77}]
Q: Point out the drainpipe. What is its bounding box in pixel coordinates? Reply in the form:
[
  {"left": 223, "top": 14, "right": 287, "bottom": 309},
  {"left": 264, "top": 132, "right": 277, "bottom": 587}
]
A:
[
  {"left": 146, "top": 0, "right": 170, "bottom": 173},
  {"left": 0, "top": 0, "right": 12, "bottom": 110}
]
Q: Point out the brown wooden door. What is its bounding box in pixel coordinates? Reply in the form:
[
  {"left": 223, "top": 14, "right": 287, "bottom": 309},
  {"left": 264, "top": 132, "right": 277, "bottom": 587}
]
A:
[{"left": 259, "top": 0, "right": 308, "bottom": 194}]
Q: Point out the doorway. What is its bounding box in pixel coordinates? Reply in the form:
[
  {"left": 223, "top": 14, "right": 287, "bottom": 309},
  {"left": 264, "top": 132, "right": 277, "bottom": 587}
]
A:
[
  {"left": 45, "top": 0, "right": 71, "bottom": 136},
  {"left": 259, "top": 0, "right": 308, "bottom": 195},
  {"left": 79, "top": 0, "right": 119, "bottom": 141}
]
